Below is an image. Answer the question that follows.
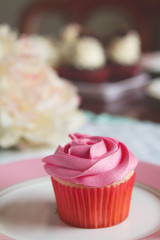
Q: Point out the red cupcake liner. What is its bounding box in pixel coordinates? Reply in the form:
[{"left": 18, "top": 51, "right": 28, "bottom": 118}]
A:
[
  {"left": 56, "top": 66, "right": 111, "bottom": 83},
  {"left": 110, "top": 64, "right": 142, "bottom": 82},
  {"left": 51, "top": 172, "right": 136, "bottom": 228}
]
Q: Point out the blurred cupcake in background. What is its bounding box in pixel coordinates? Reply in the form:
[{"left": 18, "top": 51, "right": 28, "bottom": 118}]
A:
[
  {"left": 60, "top": 23, "right": 82, "bottom": 44},
  {"left": 59, "top": 23, "right": 83, "bottom": 65},
  {"left": 13, "top": 34, "right": 61, "bottom": 67},
  {"left": 58, "top": 23, "right": 110, "bottom": 83},
  {"left": 107, "top": 27, "right": 142, "bottom": 81},
  {"left": 70, "top": 37, "right": 106, "bottom": 70},
  {"left": 145, "top": 78, "right": 160, "bottom": 110},
  {"left": 60, "top": 35, "right": 106, "bottom": 70},
  {"left": 0, "top": 55, "right": 84, "bottom": 149},
  {"left": 108, "top": 30, "right": 141, "bottom": 65},
  {"left": 0, "top": 24, "right": 17, "bottom": 60}
]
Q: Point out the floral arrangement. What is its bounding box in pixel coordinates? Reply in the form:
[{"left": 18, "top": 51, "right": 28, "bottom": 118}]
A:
[
  {"left": 0, "top": 24, "right": 84, "bottom": 149},
  {"left": 0, "top": 24, "right": 17, "bottom": 60},
  {"left": 13, "top": 34, "right": 61, "bottom": 66},
  {"left": 0, "top": 24, "right": 61, "bottom": 66}
]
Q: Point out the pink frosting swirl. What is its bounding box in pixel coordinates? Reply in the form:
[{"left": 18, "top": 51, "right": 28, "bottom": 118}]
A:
[{"left": 43, "top": 133, "right": 138, "bottom": 187}]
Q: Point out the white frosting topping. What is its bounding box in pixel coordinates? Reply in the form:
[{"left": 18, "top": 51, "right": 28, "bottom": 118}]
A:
[
  {"left": 60, "top": 23, "right": 82, "bottom": 43},
  {"left": 146, "top": 79, "right": 160, "bottom": 99},
  {"left": 108, "top": 31, "right": 141, "bottom": 65},
  {"left": 71, "top": 37, "right": 106, "bottom": 69}
]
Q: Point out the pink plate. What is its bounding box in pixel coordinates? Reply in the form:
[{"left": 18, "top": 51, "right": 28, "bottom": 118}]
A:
[{"left": 0, "top": 159, "right": 160, "bottom": 240}]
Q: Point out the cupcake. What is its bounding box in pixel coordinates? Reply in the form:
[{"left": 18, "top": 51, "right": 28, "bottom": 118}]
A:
[
  {"left": 59, "top": 23, "right": 84, "bottom": 66},
  {"left": 107, "top": 29, "right": 142, "bottom": 81},
  {"left": 43, "top": 133, "right": 138, "bottom": 228},
  {"left": 145, "top": 78, "right": 160, "bottom": 110},
  {"left": 58, "top": 36, "right": 110, "bottom": 83},
  {"left": 60, "top": 23, "right": 83, "bottom": 44},
  {"left": 70, "top": 37, "right": 106, "bottom": 70}
]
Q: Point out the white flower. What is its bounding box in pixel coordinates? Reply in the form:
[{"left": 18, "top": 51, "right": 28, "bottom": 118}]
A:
[
  {"left": 0, "top": 24, "right": 17, "bottom": 60},
  {"left": 13, "top": 34, "right": 61, "bottom": 66},
  {"left": 0, "top": 56, "right": 84, "bottom": 148}
]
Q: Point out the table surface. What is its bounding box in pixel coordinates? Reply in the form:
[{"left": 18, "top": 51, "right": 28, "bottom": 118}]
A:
[
  {"left": 1, "top": 111, "right": 160, "bottom": 167},
  {"left": 75, "top": 73, "right": 160, "bottom": 123},
  {"left": 80, "top": 86, "right": 160, "bottom": 123}
]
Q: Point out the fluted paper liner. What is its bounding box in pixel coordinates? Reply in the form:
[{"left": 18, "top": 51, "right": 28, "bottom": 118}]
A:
[{"left": 51, "top": 172, "right": 136, "bottom": 228}]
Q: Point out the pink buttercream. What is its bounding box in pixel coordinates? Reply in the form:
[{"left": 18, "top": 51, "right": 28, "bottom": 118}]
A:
[{"left": 43, "top": 133, "right": 138, "bottom": 187}]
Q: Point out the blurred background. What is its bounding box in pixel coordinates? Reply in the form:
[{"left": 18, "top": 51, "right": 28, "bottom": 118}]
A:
[
  {"left": 1, "top": 0, "right": 160, "bottom": 50},
  {"left": 1, "top": 4, "right": 160, "bottom": 239},
  {"left": 0, "top": 0, "right": 160, "bottom": 155}
]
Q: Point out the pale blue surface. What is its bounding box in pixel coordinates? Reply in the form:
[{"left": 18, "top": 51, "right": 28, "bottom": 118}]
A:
[
  {"left": 81, "top": 111, "right": 160, "bottom": 166},
  {"left": 1, "top": 111, "right": 160, "bottom": 166}
]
